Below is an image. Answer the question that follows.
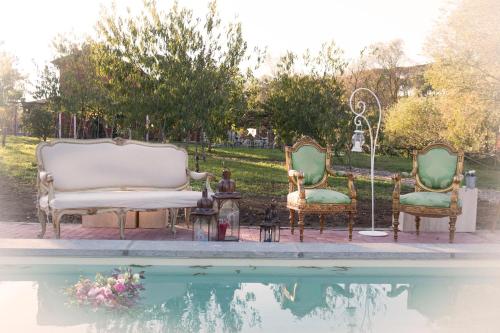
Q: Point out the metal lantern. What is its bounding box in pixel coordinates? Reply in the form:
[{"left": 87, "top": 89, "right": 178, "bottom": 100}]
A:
[
  {"left": 259, "top": 221, "right": 280, "bottom": 242},
  {"left": 351, "top": 124, "right": 365, "bottom": 153},
  {"left": 213, "top": 168, "right": 241, "bottom": 241},
  {"left": 192, "top": 187, "right": 218, "bottom": 241},
  {"left": 213, "top": 192, "right": 241, "bottom": 241},
  {"left": 259, "top": 201, "right": 280, "bottom": 242}
]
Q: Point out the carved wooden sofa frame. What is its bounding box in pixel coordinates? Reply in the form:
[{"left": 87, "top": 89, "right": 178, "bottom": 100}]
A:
[
  {"left": 285, "top": 136, "right": 357, "bottom": 242},
  {"left": 392, "top": 143, "right": 464, "bottom": 243},
  {"left": 36, "top": 138, "right": 214, "bottom": 239}
]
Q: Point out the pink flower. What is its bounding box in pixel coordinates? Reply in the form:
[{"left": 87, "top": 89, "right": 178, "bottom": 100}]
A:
[{"left": 114, "top": 282, "right": 126, "bottom": 293}]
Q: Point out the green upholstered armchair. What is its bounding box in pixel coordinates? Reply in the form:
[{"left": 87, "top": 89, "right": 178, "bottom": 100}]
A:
[
  {"left": 285, "top": 136, "right": 357, "bottom": 242},
  {"left": 392, "top": 143, "right": 464, "bottom": 243}
]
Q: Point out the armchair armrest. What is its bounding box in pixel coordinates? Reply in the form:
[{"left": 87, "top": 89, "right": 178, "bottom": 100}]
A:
[
  {"left": 450, "top": 175, "right": 462, "bottom": 211},
  {"left": 346, "top": 172, "right": 357, "bottom": 201},
  {"left": 392, "top": 173, "right": 401, "bottom": 210},
  {"left": 288, "top": 169, "right": 305, "bottom": 199},
  {"left": 188, "top": 170, "right": 215, "bottom": 192}
]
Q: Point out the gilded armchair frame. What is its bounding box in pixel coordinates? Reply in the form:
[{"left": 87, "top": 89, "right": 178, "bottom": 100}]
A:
[
  {"left": 285, "top": 136, "right": 357, "bottom": 242},
  {"left": 36, "top": 138, "right": 214, "bottom": 240},
  {"left": 392, "top": 143, "right": 464, "bottom": 243}
]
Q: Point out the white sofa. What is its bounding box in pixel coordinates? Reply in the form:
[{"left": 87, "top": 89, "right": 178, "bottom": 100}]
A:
[{"left": 36, "top": 138, "right": 213, "bottom": 239}]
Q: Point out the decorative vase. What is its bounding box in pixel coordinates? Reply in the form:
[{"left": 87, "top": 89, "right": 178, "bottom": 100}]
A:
[{"left": 465, "top": 175, "right": 476, "bottom": 189}]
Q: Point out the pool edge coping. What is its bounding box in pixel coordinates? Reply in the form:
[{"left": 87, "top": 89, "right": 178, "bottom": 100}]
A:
[{"left": 1, "top": 239, "right": 500, "bottom": 260}]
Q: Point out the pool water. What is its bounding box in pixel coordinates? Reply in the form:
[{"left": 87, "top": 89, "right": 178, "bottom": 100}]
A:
[{"left": 1, "top": 263, "right": 500, "bottom": 332}]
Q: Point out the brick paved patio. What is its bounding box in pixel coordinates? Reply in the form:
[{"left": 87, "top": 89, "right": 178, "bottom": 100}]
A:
[{"left": 1, "top": 222, "right": 499, "bottom": 243}]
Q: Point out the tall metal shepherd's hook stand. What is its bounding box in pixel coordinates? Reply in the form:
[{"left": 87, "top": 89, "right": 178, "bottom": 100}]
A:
[{"left": 349, "top": 88, "right": 388, "bottom": 237}]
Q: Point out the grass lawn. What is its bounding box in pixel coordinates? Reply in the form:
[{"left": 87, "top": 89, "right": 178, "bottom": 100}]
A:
[{"left": 1, "top": 136, "right": 499, "bottom": 200}]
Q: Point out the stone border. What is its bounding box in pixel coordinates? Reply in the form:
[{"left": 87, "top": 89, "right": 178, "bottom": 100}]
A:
[{"left": 1, "top": 239, "right": 500, "bottom": 260}]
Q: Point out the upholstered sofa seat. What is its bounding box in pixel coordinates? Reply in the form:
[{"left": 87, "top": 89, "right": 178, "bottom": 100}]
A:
[
  {"left": 400, "top": 192, "right": 462, "bottom": 208},
  {"left": 287, "top": 189, "right": 351, "bottom": 205},
  {"left": 39, "top": 190, "right": 211, "bottom": 210}
]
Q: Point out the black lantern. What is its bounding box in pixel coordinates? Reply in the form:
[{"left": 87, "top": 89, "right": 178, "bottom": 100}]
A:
[
  {"left": 259, "top": 201, "right": 280, "bottom": 242},
  {"left": 259, "top": 221, "right": 280, "bottom": 242},
  {"left": 213, "top": 168, "right": 241, "bottom": 241},
  {"left": 192, "top": 187, "right": 218, "bottom": 241}
]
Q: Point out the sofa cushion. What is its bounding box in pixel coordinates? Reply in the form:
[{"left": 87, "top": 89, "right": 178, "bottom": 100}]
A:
[
  {"left": 40, "top": 190, "right": 209, "bottom": 210},
  {"left": 291, "top": 145, "right": 326, "bottom": 186},
  {"left": 417, "top": 148, "right": 457, "bottom": 190},
  {"left": 38, "top": 141, "right": 188, "bottom": 191},
  {"left": 287, "top": 189, "right": 351, "bottom": 205},
  {"left": 400, "top": 192, "right": 462, "bottom": 208}
]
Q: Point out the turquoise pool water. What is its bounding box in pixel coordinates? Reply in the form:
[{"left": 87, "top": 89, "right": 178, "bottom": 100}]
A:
[{"left": 1, "top": 263, "right": 500, "bottom": 332}]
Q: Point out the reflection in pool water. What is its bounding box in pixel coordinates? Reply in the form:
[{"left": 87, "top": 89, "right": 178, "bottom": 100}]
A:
[{"left": 1, "top": 265, "right": 500, "bottom": 332}]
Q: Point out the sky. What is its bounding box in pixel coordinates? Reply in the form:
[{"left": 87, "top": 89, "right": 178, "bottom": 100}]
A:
[{"left": 0, "top": 0, "right": 452, "bottom": 94}]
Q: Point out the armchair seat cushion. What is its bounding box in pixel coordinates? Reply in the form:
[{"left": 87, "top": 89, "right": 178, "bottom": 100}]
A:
[
  {"left": 40, "top": 190, "right": 210, "bottom": 210},
  {"left": 288, "top": 189, "right": 351, "bottom": 205},
  {"left": 400, "top": 192, "right": 462, "bottom": 208}
]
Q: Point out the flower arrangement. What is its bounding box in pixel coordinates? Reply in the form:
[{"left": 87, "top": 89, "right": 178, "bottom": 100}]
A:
[{"left": 66, "top": 267, "right": 145, "bottom": 310}]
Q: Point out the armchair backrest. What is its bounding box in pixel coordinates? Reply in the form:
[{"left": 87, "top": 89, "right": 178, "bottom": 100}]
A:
[
  {"left": 285, "top": 136, "right": 329, "bottom": 188},
  {"left": 414, "top": 143, "right": 463, "bottom": 192}
]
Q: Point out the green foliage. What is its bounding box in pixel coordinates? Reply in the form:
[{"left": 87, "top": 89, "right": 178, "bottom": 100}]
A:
[
  {"left": 384, "top": 96, "right": 445, "bottom": 149},
  {"left": 424, "top": 0, "right": 500, "bottom": 153},
  {"left": 263, "top": 44, "right": 349, "bottom": 149},
  {"left": 21, "top": 104, "right": 54, "bottom": 141}
]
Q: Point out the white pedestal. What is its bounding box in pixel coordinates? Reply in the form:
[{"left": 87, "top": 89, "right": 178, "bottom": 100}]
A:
[
  {"left": 400, "top": 187, "right": 478, "bottom": 232},
  {"left": 82, "top": 211, "right": 137, "bottom": 228}
]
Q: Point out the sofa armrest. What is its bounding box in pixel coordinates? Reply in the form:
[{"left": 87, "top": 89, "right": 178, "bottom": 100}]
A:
[
  {"left": 188, "top": 170, "right": 215, "bottom": 192},
  {"left": 38, "top": 171, "right": 55, "bottom": 202}
]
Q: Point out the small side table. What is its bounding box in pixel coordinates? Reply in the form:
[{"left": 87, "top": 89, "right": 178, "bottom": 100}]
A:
[{"left": 401, "top": 187, "right": 478, "bottom": 232}]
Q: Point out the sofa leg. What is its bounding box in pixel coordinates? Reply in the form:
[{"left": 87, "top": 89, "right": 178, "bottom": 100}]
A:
[
  {"left": 449, "top": 216, "right": 457, "bottom": 243},
  {"left": 37, "top": 209, "right": 47, "bottom": 239},
  {"left": 319, "top": 214, "right": 325, "bottom": 234},
  {"left": 415, "top": 216, "right": 421, "bottom": 236},
  {"left": 289, "top": 209, "right": 295, "bottom": 234},
  {"left": 169, "top": 208, "right": 179, "bottom": 237},
  {"left": 185, "top": 208, "right": 191, "bottom": 229},
  {"left": 348, "top": 212, "right": 354, "bottom": 241},
  {"left": 52, "top": 212, "right": 62, "bottom": 239},
  {"left": 298, "top": 212, "right": 305, "bottom": 242},
  {"left": 393, "top": 211, "right": 400, "bottom": 241},
  {"left": 115, "top": 210, "right": 126, "bottom": 240}
]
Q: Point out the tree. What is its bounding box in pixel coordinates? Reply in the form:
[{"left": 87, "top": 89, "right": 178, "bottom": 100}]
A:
[
  {"left": 21, "top": 103, "right": 54, "bottom": 141},
  {"left": 96, "top": 0, "right": 249, "bottom": 143},
  {"left": 0, "top": 48, "right": 24, "bottom": 139},
  {"left": 264, "top": 44, "right": 349, "bottom": 149},
  {"left": 424, "top": 0, "right": 500, "bottom": 152},
  {"left": 384, "top": 96, "right": 445, "bottom": 149}
]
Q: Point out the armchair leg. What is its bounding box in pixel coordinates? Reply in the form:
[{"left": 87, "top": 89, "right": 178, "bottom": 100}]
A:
[
  {"left": 415, "top": 216, "right": 421, "bottom": 236},
  {"left": 348, "top": 212, "right": 354, "bottom": 241},
  {"left": 298, "top": 211, "right": 305, "bottom": 242},
  {"left": 449, "top": 216, "right": 457, "bottom": 243},
  {"left": 393, "top": 211, "right": 400, "bottom": 241},
  {"left": 319, "top": 214, "right": 325, "bottom": 234},
  {"left": 289, "top": 209, "right": 295, "bottom": 234}
]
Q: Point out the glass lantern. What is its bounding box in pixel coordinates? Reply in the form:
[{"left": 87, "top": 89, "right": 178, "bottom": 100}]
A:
[
  {"left": 191, "top": 210, "right": 218, "bottom": 241},
  {"left": 351, "top": 124, "right": 365, "bottom": 153},
  {"left": 213, "top": 193, "right": 241, "bottom": 241},
  {"left": 259, "top": 221, "right": 280, "bottom": 242}
]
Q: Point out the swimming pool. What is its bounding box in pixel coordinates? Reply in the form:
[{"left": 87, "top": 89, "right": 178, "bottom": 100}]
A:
[{"left": 1, "top": 260, "right": 500, "bottom": 332}]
